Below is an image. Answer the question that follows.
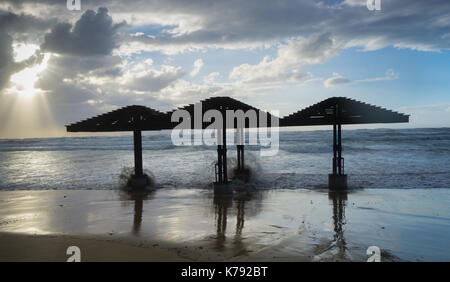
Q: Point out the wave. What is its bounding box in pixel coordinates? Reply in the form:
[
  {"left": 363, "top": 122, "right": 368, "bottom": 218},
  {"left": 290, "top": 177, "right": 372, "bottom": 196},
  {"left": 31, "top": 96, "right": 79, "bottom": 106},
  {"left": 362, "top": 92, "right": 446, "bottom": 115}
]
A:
[{"left": 0, "top": 128, "right": 449, "bottom": 191}]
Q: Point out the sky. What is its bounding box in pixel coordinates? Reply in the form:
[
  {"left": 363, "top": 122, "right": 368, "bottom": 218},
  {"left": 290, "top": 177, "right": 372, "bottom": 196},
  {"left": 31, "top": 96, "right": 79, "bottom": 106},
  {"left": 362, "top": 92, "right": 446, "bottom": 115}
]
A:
[{"left": 0, "top": 0, "right": 449, "bottom": 138}]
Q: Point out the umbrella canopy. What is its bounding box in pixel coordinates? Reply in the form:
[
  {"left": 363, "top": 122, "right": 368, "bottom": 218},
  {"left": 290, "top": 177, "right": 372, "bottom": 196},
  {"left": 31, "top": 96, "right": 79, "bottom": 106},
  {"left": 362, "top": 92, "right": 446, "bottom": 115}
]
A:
[
  {"left": 66, "top": 105, "right": 168, "bottom": 132},
  {"left": 281, "top": 97, "right": 409, "bottom": 126}
]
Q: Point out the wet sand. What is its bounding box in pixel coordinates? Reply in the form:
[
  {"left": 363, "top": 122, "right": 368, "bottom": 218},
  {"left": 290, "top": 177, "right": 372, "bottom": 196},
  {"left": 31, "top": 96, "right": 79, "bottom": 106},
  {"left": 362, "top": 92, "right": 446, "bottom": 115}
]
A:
[{"left": 0, "top": 187, "right": 449, "bottom": 262}]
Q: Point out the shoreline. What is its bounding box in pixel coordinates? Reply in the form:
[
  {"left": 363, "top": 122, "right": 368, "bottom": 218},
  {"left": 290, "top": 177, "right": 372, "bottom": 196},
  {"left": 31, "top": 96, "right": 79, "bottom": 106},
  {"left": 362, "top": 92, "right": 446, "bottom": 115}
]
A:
[{"left": 0, "top": 188, "right": 449, "bottom": 262}]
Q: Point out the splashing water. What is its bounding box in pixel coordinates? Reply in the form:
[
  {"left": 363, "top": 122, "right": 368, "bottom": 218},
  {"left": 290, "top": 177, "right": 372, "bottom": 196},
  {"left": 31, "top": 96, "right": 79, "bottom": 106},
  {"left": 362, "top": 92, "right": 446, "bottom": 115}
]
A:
[{"left": 118, "top": 167, "right": 156, "bottom": 190}]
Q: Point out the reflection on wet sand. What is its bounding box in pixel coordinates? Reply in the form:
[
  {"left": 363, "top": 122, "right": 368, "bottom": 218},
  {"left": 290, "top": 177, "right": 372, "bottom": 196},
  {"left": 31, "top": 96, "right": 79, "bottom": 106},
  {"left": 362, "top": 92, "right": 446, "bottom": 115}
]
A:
[
  {"left": 1, "top": 187, "right": 449, "bottom": 261},
  {"left": 232, "top": 192, "right": 252, "bottom": 257},
  {"left": 328, "top": 190, "right": 348, "bottom": 259},
  {"left": 235, "top": 199, "right": 245, "bottom": 237},
  {"left": 212, "top": 189, "right": 265, "bottom": 256},
  {"left": 119, "top": 189, "right": 155, "bottom": 236},
  {"left": 213, "top": 193, "right": 232, "bottom": 250},
  {"left": 134, "top": 199, "right": 143, "bottom": 235}
]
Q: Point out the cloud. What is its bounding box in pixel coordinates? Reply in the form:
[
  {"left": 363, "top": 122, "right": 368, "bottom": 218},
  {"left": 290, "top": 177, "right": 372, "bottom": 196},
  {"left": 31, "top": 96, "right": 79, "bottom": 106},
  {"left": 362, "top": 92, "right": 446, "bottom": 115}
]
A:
[
  {"left": 280, "top": 33, "right": 343, "bottom": 65},
  {"left": 324, "top": 73, "right": 351, "bottom": 88},
  {"left": 0, "top": 10, "right": 55, "bottom": 91},
  {"left": 355, "top": 69, "right": 399, "bottom": 83},
  {"left": 230, "top": 33, "right": 340, "bottom": 84},
  {"left": 203, "top": 72, "right": 219, "bottom": 84},
  {"left": 0, "top": 10, "right": 55, "bottom": 35},
  {"left": 0, "top": 32, "right": 20, "bottom": 90},
  {"left": 107, "top": 0, "right": 450, "bottom": 55},
  {"left": 34, "top": 54, "right": 123, "bottom": 105},
  {"left": 33, "top": 48, "right": 184, "bottom": 111},
  {"left": 124, "top": 66, "right": 185, "bottom": 92},
  {"left": 3, "top": 0, "right": 450, "bottom": 54},
  {"left": 190, "top": 58, "right": 203, "bottom": 77},
  {"left": 41, "top": 8, "right": 125, "bottom": 56},
  {"left": 0, "top": 31, "right": 44, "bottom": 91},
  {"left": 324, "top": 69, "right": 399, "bottom": 88}
]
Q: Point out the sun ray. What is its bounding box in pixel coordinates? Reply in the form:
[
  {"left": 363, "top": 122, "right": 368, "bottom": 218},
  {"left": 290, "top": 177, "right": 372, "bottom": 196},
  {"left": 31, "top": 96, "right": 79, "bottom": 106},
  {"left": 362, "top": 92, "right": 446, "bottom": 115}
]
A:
[
  {"left": 7, "top": 53, "right": 51, "bottom": 98},
  {"left": 1, "top": 47, "right": 60, "bottom": 138}
]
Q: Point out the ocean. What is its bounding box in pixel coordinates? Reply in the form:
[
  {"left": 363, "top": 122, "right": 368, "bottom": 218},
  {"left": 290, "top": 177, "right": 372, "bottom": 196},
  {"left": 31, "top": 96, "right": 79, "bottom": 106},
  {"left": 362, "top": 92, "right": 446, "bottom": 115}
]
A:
[{"left": 0, "top": 127, "right": 449, "bottom": 190}]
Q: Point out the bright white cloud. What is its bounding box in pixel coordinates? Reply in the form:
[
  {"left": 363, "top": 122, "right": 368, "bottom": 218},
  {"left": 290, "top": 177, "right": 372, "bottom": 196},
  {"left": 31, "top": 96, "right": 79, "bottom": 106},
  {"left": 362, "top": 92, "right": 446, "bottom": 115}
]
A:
[
  {"left": 13, "top": 43, "right": 39, "bottom": 62},
  {"left": 203, "top": 72, "right": 219, "bottom": 84},
  {"left": 324, "top": 73, "right": 351, "bottom": 88},
  {"left": 190, "top": 58, "right": 203, "bottom": 77},
  {"left": 324, "top": 69, "right": 399, "bottom": 88},
  {"left": 230, "top": 33, "right": 341, "bottom": 84},
  {"left": 124, "top": 65, "right": 185, "bottom": 92}
]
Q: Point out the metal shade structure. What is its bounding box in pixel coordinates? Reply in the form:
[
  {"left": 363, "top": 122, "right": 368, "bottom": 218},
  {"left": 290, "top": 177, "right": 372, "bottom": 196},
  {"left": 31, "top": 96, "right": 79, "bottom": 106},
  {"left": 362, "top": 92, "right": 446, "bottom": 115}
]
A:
[
  {"left": 280, "top": 97, "right": 409, "bottom": 189},
  {"left": 166, "top": 96, "right": 278, "bottom": 129},
  {"left": 281, "top": 97, "right": 409, "bottom": 126},
  {"left": 66, "top": 105, "right": 168, "bottom": 179},
  {"left": 66, "top": 96, "right": 409, "bottom": 190},
  {"left": 66, "top": 97, "right": 278, "bottom": 187},
  {"left": 66, "top": 105, "right": 167, "bottom": 132},
  {"left": 166, "top": 96, "right": 279, "bottom": 185}
]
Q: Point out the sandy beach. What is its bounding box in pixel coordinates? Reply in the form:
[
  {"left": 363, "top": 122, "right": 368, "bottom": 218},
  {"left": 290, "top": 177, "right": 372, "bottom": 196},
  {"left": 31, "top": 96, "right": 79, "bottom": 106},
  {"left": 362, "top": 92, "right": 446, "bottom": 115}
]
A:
[{"left": 0, "top": 187, "right": 449, "bottom": 262}]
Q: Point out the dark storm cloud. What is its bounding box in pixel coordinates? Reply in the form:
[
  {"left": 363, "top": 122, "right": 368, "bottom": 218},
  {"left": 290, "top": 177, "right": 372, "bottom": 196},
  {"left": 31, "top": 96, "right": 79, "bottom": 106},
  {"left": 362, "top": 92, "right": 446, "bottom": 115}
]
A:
[
  {"left": 3, "top": 0, "right": 450, "bottom": 52},
  {"left": 41, "top": 7, "right": 125, "bottom": 55},
  {"left": 122, "top": 0, "right": 331, "bottom": 50},
  {"left": 0, "top": 32, "right": 20, "bottom": 90},
  {"left": 0, "top": 10, "right": 56, "bottom": 33},
  {"left": 116, "top": 0, "right": 450, "bottom": 52}
]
